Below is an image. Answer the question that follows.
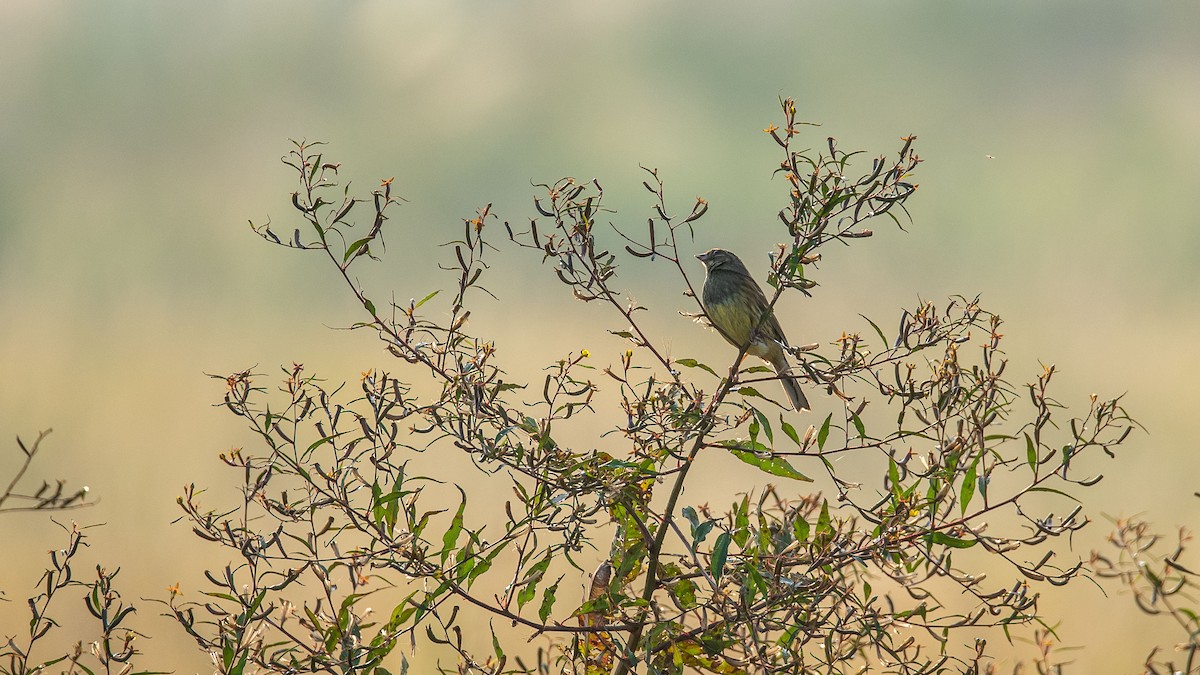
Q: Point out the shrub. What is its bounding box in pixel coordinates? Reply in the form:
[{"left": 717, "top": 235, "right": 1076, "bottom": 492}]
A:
[{"left": 160, "top": 98, "right": 1141, "bottom": 673}]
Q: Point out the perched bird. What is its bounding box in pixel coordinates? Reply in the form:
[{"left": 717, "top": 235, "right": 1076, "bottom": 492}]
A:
[{"left": 696, "top": 248, "right": 810, "bottom": 411}]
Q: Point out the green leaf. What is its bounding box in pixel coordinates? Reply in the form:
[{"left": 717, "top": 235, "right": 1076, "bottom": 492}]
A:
[
  {"left": 960, "top": 458, "right": 978, "bottom": 514},
  {"left": 754, "top": 409, "right": 773, "bottom": 444},
  {"left": 725, "top": 446, "right": 813, "bottom": 481},
  {"left": 720, "top": 438, "right": 771, "bottom": 454},
  {"left": 538, "top": 579, "right": 560, "bottom": 622},
  {"left": 681, "top": 506, "right": 700, "bottom": 529},
  {"left": 744, "top": 566, "right": 768, "bottom": 601},
  {"left": 229, "top": 651, "right": 248, "bottom": 675},
  {"left": 1025, "top": 433, "right": 1037, "bottom": 472},
  {"left": 455, "top": 553, "right": 476, "bottom": 583},
  {"left": 467, "top": 546, "right": 502, "bottom": 586},
  {"left": 371, "top": 481, "right": 384, "bottom": 527},
  {"left": 733, "top": 495, "right": 750, "bottom": 547},
  {"left": 895, "top": 603, "right": 929, "bottom": 621},
  {"left": 815, "top": 500, "right": 833, "bottom": 540},
  {"left": 671, "top": 577, "right": 698, "bottom": 609},
  {"left": 440, "top": 490, "right": 466, "bottom": 565},
  {"left": 1026, "top": 486, "right": 1080, "bottom": 502},
  {"left": 491, "top": 628, "right": 504, "bottom": 661},
  {"left": 414, "top": 289, "right": 440, "bottom": 309},
  {"left": 675, "top": 358, "right": 719, "bottom": 378},
  {"left": 344, "top": 237, "right": 372, "bottom": 262},
  {"left": 738, "top": 386, "right": 764, "bottom": 398},
  {"left": 851, "top": 413, "right": 866, "bottom": 438},
  {"left": 781, "top": 419, "right": 801, "bottom": 447},
  {"left": 860, "top": 313, "right": 889, "bottom": 347},
  {"left": 364, "top": 298, "right": 376, "bottom": 315},
  {"left": 517, "top": 557, "right": 552, "bottom": 610},
  {"left": 691, "top": 520, "right": 714, "bottom": 550},
  {"left": 817, "top": 413, "right": 833, "bottom": 449},
  {"left": 792, "top": 515, "right": 810, "bottom": 543},
  {"left": 926, "top": 531, "right": 977, "bottom": 549},
  {"left": 385, "top": 593, "right": 419, "bottom": 633},
  {"left": 710, "top": 532, "right": 731, "bottom": 582},
  {"left": 412, "top": 581, "right": 450, "bottom": 625},
  {"left": 305, "top": 435, "right": 335, "bottom": 455},
  {"left": 516, "top": 583, "right": 537, "bottom": 611}
]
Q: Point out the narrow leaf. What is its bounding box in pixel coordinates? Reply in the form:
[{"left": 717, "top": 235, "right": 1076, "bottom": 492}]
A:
[
  {"left": 344, "top": 237, "right": 371, "bottom": 262},
  {"left": 927, "top": 531, "right": 977, "bottom": 549},
  {"left": 781, "top": 419, "right": 800, "bottom": 447},
  {"left": 860, "top": 313, "right": 889, "bottom": 346},
  {"left": 754, "top": 409, "right": 773, "bottom": 444},
  {"left": 675, "top": 358, "right": 719, "bottom": 378},
  {"left": 440, "top": 491, "right": 467, "bottom": 565},
  {"left": 538, "top": 579, "right": 560, "bottom": 623},
  {"left": 851, "top": 413, "right": 866, "bottom": 438},
  {"left": 710, "top": 532, "right": 731, "bottom": 582},
  {"left": 960, "top": 458, "right": 978, "bottom": 514},
  {"left": 414, "top": 290, "right": 440, "bottom": 309},
  {"left": 1026, "top": 486, "right": 1080, "bottom": 502},
  {"left": 817, "top": 413, "right": 833, "bottom": 449},
  {"left": 726, "top": 447, "right": 813, "bottom": 481}
]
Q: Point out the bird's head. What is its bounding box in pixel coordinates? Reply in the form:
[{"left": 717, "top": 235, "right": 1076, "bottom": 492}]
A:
[{"left": 696, "top": 248, "right": 746, "bottom": 274}]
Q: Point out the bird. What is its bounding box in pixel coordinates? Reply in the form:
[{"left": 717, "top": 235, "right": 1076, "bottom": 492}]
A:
[{"left": 696, "top": 248, "right": 810, "bottom": 411}]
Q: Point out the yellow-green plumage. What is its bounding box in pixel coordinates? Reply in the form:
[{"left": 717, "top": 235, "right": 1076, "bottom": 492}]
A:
[{"left": 697, "top": 248, "right": 810, "bottom": 411}]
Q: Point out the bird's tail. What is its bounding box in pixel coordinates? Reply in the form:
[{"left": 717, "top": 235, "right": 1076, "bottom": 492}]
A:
[{"left": 771, "top": 355, "right": 810, "bottom": 412}]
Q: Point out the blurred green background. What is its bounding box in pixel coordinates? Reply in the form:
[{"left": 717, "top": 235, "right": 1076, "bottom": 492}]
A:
[{"left": 2, "top": 1, "right": 1198, "bottom": 671}]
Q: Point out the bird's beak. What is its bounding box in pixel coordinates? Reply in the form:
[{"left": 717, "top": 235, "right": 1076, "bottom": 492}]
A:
[{"left": 695, "top": 252, "right": 706, "bottom": 261}]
